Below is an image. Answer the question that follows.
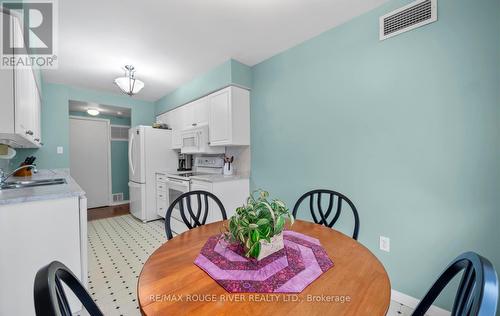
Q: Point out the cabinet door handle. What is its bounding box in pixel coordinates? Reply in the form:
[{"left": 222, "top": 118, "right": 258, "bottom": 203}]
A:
[
  {"left": 192, "top": 123, "right": 197, "bottom": 126},
  {"left": 26, "top": 130, "right": 34, "bottom": 136}
]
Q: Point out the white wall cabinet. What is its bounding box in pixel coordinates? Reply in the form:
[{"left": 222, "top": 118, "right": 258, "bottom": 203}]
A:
[
  {"left": 208, "top": 86, "right": 250, "bottom": 146},
  {"left": 157, "top": 108, "right": 182, "bottom": 149},
  {"left": 156, "top": 86, "right": 250, "bottom": 150},
  {"left": 187, "top": 96, "right": 210, "bottom": 128},
  {"left": 0, "top": 13, "right": 42, "bottom": 148}
]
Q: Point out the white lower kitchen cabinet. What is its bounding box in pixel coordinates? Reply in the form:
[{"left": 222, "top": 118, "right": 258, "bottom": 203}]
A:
[
  {"left": 191, "top": 178, "right": 249, "bottom": 222},
  {"left": 155, "top": 173, "right": 168, "bottom": 218},
  {"left": 0, "top": 196, "right": 87, "bottom": 315}
]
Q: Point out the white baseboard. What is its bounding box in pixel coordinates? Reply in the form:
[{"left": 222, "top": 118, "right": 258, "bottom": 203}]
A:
[
  {"left": 110, "top": 200, "right": 130, "bottom": 206},
  {"left": 391, "top": 290, "right": 450, "bottom": 316}
]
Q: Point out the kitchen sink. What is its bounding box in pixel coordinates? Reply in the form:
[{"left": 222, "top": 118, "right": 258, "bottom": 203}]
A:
[{"left": 0, "top": 178, "right": 67, "bottom": 190}]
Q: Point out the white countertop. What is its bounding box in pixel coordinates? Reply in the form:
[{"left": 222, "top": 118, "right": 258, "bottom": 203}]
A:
[
  {"left": 189, "top": 173, "right": 249, "bottom": 183},
  {"left": 156, "top": 170, "right": 249, "bottom": 183},
  {"left": 0, "top": 169, "right": 85, "bottom": 205}
]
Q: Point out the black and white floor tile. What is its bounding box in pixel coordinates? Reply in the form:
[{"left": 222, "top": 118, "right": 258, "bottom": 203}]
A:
[
  {"left": 85, "top": 215, "right": 166, "bottom": 316},
  {"left": 82, "top": 214, "right": 415, "bottom": 316}
]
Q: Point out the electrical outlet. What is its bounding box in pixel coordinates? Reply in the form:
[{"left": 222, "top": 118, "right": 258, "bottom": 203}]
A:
[
  {"left": 380, "top": 236, "right": 390, "bottom": 252},
  {"left": 57, "top": 146, "right": 63, "bottom": 154}
]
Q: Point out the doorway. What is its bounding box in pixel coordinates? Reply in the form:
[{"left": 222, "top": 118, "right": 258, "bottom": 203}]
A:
[
  {"left": 68, "top": 101, "right": 132, "bottom": 210},
  {"left": 69, "top": 116, "right": 111, "bottom": 208}
]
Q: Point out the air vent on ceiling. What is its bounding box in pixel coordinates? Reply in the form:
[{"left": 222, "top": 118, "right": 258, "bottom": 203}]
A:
[{"left": 379, "top": 0, "right": 437, "bottom": 41}]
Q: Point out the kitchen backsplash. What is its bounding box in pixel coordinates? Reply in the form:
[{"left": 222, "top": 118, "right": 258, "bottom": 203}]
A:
[{"left": 225, "top": 146, "right": 251, "bottom": 176}]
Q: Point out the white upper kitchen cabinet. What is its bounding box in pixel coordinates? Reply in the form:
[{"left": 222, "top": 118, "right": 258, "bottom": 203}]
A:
[
  {"left": 192, "top": 96, "right": 210, "bottom": 127},
  {"left": 208, "top": 86, "right": 250, "bottom": 146},
  {"left": 157, "top": 107, "right": 183, "bottom": 149},
  {"left": 157, "top": 96, "right": 210, "bottom": 150},
  {"left": 0, "top": 13, "right": 42, "bottom": 148},
  {"left": 169, "top": 108, "right": 183, "bottom": 149},
  {"left": 181, "top": 96, "right": 209, "bottom": 129},
  {"left": 155, "top": 86, "right": 249, "bottom": 149},
  {"left": 156, "top": 111, "right": 171, "bottom": 127}
]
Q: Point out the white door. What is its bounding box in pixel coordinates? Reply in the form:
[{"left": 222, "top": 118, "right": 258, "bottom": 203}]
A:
[
  {"left": 209, "top": 88, "right": 231, "bottom": 144},
  {"left": 70, "top": 117, "right": 110, "bottom": 208}
]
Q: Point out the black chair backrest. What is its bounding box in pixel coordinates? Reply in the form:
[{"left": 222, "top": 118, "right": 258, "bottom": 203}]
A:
[
  {"left": 165, "top": 190, "right": 227, "bottom": 240},
  {"left": 413, "top": 252, "right": 498, "bottom": 316},
  {"left": 292, "top": 189, "right": 360, "bottom": 240},
  {"left": 34, "top": 261, "right": 103, "bottom": 316}
]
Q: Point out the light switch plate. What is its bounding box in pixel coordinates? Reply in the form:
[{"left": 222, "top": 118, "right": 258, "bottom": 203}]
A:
[
  {"left": 57, "top": 146, "right": 63, "bottom": 154},
  {"left": 380, "top": 236, "right": 390, "bottom": 252}
]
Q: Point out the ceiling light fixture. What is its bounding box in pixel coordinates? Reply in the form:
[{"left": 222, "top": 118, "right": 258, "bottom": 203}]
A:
[
  {"left": 114, "top": 65, "right": 145, "bottom": 96},
  {"left": 87, "top": 108, "right": 100, "bottom": 116}
]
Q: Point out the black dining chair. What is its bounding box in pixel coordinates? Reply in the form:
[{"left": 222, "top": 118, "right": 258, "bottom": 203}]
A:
[
  {"left": 292, "top": 189, "right": 360, "bottom": 240},
  {"left": 34, "top": 261, "right": 103, "bottom": 316},
  {"left": 412, "top": 252, "right": 498, "bottom": 316},
  {"left": 165, "top": 190, "right": 227, "bottom": 240}
]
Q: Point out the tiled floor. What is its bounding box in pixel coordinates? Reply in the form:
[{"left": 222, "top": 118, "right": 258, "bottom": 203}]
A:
[
  {"left": 86, "top": 215, "right": 166, "bottom": 315},
  {"left": 84, "top": 214, "right": 415, "bottom": 316}
]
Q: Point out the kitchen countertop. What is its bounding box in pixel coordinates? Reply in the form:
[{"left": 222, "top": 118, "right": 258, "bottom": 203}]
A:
[
  {"left": 0, "top": 169, "right": 85, "bottom": 205},
  {"left": 189, "top": 173, "right": 249, "bottom": 183},
  {"left": 156, "top": 170, "right": 249, "bottom": 183}
]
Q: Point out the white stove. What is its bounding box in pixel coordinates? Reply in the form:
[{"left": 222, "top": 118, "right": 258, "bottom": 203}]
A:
[
  {"left": 167, "top": 156, "right": 224, "bottom": 181},
  {"left": 160, "top": 156, "right": 225, "bottom": 231}
]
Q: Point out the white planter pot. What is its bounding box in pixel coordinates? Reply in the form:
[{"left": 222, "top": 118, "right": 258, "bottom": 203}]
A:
[{"left": 257, "top": 232, "right": 284, "bottom": 261}]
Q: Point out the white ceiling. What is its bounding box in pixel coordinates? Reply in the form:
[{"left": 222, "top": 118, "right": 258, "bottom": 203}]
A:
[
  {"left": 43, "top": 0, "right": 389, "bottom": 101},
  {"left": 69, "top": 100, "right": 131, "bottom": 117}
]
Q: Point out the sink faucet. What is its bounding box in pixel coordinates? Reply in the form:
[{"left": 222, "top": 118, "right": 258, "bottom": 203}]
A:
[{"left": 0, "top": 165, "right": 38, "bottom": 185}]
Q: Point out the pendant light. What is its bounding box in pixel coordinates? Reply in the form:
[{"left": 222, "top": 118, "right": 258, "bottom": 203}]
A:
[{"left": 114, "top": 65, "right": 145, "bottom": 96}]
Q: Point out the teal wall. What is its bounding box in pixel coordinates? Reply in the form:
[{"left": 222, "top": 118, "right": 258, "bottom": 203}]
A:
[
  {"left": 13, "top": 83, "right": 155, "bottom": 171},
  {"left": 68, "top": 111, "right": 131, "bottom": 200},
  {"left": 251, "top": 0, "right": 500, "bottom": 310},
  {"left": 155, "top": 59, "right": 252, "bottom": 115},
  {"left": 7, "top": 0, "right": 499, "bottom": 309},
  {"left": 110, "top": 141, "right": 130, "bottom": 200}
]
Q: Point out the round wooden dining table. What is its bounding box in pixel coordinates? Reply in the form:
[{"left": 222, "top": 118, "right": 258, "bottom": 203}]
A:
[{"left": 138, "top": 220, "right": 391, "bottom": 316}]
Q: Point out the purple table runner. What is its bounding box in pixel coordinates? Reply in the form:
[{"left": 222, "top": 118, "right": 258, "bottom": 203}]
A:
[{"left": 194, "top": 230, "right": 334, "bottom": 293}]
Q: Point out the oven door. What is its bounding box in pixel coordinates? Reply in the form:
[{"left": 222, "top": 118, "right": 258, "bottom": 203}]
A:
[{"left": 166, "top": 177, "right": 192, "bottom": 235}]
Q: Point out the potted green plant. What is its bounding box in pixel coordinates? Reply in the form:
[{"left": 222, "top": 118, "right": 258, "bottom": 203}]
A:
[{"left": 225, "top": 190, "right": 294, "bottom": 260}]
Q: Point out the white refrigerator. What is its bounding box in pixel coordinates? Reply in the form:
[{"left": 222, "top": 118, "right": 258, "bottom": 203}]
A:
[{"left": 128, "top": 126, "right": 177, "bottom": 222}]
